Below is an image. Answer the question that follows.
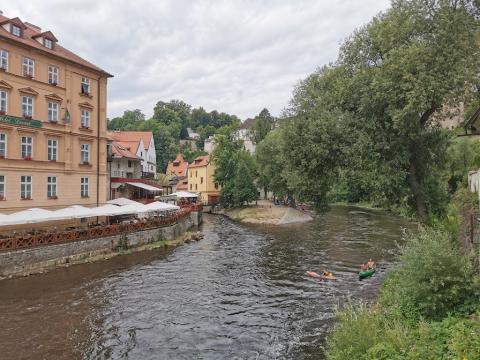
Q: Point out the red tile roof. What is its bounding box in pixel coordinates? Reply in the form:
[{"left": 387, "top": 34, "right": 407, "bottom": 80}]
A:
[
  {"left": 166, "top": 154, "right": 188, "bottom": 177},
  {"left": 107, "top": 131, "right": 153, "bottom": 153},
  {"left": 0, "top": 14, "right": 112, "bottom": 77},
  {"left": 111, "top": 142, "right": 141, "bottom": 160},
  {"left": 189, "top": 155, "right": 211, "bottom": 168}
]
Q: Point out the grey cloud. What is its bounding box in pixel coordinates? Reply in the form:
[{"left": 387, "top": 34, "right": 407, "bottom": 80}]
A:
[{"left": 2, "top": 0, "right": 390, "bottom": 119}]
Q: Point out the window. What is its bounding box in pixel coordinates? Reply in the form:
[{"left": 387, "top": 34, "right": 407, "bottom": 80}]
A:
[
  {"left": 0, "top": 91, "right": 6, "bottom": 113},
  {"left": 21, "top": 175, "right": 32, "bottom": 199},
  {"left": 22, "top": 57, "right": 34, "bottom": 77},
  {"left": 0, "top": 133, "right": 6, "bottom": 157},
  {"left": 48, "top": 102, "right": 58, "bottom": 122},
  {"left": 21, "top": 136, "right": 33, "bottom": 158},
  {"left": 195, "top": 171, "right": 198, "bottom": 177},
  {"left": 47, "top": 176, "right": 57, "bottom": 197},
  {"left": 48, "top": 65, "right": 58, "bottom": 85},
  {"left": 190, "top": 184, "right": 192, "bottom": 190},
  {"left": 81, "top": 77, "right": 90, "bottom": 94},
  {"left": 200, "top": 177, "right": 203, "bottom": 184},
  {"left": 12, "top": 25, "right": 21, "bottom": 37},
  {"left": 215, "top": 183, "right": 219, "bottom": 190},
  {"left": 0, "top": 175, "right": 4, "bottom": 199},
  {"left": 80, "top": 110, "right": 90, "bottom": 128},
  {"left": 47, "top": 139, "right": 57, "bottom": 161},
  {"left": 80, "top": 144, "right": 89, "bottom": 163},
  {"left": 128, "top": 160, "right": 132, "bottom": 168},
  {"left": 21, "top": 96, "right": 33, "bottom": 117},
  {"left": 0, "top": 49, "right": 8, "bottom": 70},
  {"left": 44, "top": 38, "right": 53, "bottom": 49},
  {"left": 81, "top": 177, "right": 89, "bottom": 197},
  {"left": 195, "top": 184, "right": 198, "bottom": 190}
]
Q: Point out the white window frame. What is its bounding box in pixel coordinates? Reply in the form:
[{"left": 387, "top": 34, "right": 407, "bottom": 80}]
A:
[
  {"left": 44, "top": 38, "right": 53, "bottom": 49},
  {"left": 21, "top": 96, "right": 33, "bottom": 117},
  {"left": 80, "top": 177, "right": 89, "bottom": 197},
  {"left": 0, "top": 175, "right": 4, "bottom": 199},
  {"left": 20, "top": 175, "right": 32, "bottom": 199},
  {"left": 81, "top": 77, "right": 90, "bottom": 94},
  {"left": 80, "top": 109, "right": 90, "bottom": 128},
  {"left": 0, "top": 91, "right": 7, "bottom": 113},
  {"left": 48, "top": 102, "right": 59, "bottom": 122},
  {"left": 22, "top": 57, "right": 34, "bottom": 77},
  {"left": 48, "top": 65, "right": 59, "bottom": 85},
  {"left": 21, "top": 136, "right": 33, "bottom": 159},
  {"left": 47, "top": 176, "right": 57, "bottom": 198},
  {"left": 0, "top": 133, "right": 7, "bottom": 158},
  {"left": 47, "top": 139, "right": 57, "bottom": 161},
  {"left": 0, "top": 49, "right": 8, "bottom": 70},
  {"left": 80, "top": 144, "right": 90, "bottom": 163},
  {"left": 12, "top": 25, "right": 21, "bottom": 37}
]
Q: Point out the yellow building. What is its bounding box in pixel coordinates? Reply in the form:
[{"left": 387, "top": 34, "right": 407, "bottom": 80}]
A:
[
  {"left": 187, "top": 155, "right": 220, "bottom": 204},
  {"left": 0, "top": 14, "right": 112, "bottom": 213}
]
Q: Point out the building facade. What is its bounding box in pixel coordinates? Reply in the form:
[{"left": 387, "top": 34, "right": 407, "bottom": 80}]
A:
[
  {"left": 0, "top": 14, "right": 112, "bottom": 213},
  {"left": 107, "top": 131, "right": 156, "bottom": 178},
  {"left": 187, "top": 155, "right": 220, "bottom": 204}
]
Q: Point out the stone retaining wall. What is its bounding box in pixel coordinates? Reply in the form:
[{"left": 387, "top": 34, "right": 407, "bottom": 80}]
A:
[{"left": 0, "top": 212, "right": 201, "bottom": 278}]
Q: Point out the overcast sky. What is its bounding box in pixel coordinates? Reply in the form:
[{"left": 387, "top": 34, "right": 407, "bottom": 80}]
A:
[{"left": 2, "top": 0, "right": 390, "bottom": 120}]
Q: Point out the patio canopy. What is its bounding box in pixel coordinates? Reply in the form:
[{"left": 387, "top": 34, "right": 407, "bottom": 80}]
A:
[
  {"left": 107, "top": 197, "right": 142, "bottom": 206},
  {"left": 0, "top": 201, "right": 180, "bottom": 227},
  {"left": 169, "top": 191, "right": 198, "bottom": 198},
  {"left": 126, "top": 182, "right": 161, "bottom": 192}
]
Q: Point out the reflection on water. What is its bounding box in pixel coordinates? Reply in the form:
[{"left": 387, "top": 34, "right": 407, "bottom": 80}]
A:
[{"left": 0, "top": 206, "right": 412, "bottom": 359}]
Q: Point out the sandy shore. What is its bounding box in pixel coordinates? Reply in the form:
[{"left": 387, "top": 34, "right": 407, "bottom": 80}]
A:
[{"left": 224, "top": 201, "right": 313, "bottom": 225}]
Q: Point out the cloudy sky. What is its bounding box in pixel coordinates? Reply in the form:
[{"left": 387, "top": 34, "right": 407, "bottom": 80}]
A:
[{"left": 2, "top": 0, "right": 390, "bottom": 120}]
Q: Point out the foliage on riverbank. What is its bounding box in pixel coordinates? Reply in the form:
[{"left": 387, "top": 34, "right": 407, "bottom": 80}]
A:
[{"left": 326, "top": 227, "right": 480, "bottom": 359}]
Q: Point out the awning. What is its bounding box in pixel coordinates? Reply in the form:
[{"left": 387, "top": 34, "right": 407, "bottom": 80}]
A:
[
  {"left": 126, "top": 182, "right": 162, "bottom": 192},
  {"left": 107, "top": 197, "right": 142, "bottom": 206},
  {"left": 169, "top": 191, "right": 198, "bottom": 198}
]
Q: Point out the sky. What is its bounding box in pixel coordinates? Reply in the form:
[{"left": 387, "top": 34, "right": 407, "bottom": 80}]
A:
[{"left": 2, "top": 0, "right": 391, "bottom": 120}]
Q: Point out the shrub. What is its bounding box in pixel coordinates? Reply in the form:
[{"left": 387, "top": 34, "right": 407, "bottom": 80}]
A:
[{"left": 380, "top": 228, "right": 478, "bottom": 320}]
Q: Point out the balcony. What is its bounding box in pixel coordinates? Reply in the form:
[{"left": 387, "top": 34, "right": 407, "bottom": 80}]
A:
[{"left": 141, "top": 172, "right": 155, "bottom": 179}]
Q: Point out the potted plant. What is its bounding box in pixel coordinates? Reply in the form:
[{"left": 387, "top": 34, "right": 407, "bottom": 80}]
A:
[
  {"left": 48, "top": 195, "right": 58, "bottom": 199},
  {"left": 0, "top": 66, "right": 6, "bottom": 72},
  {"left": 24, "top": 155, "right": 32, "bottom": 161},
  {"left": 23, "top": 115, "right": 32, "bottom": 120},
  {"left": 0, "top": 195, "right": 4, "bottom": 200},
  {"left": 51, "top": 81, "right": 57, "bottom": 86},
  {"left": 24, "top": 72, "right": 33, "bottom": 79},
  {"left": 81, "top": 124, "right": 90, "bottom": 129},
  {"left": 0, "top": 110, "right": 5, "bottom": 115},
  {"left": 0, "top": 154, "right": 5, "bottom": 159}
]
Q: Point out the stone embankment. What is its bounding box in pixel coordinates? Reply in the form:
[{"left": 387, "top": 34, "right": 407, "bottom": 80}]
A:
[
  {"left": 0, "top": 211, "right": 202, "bottom": 279},
  {"left": 223, "top": 200, "right": 313, "bottom": 225}
]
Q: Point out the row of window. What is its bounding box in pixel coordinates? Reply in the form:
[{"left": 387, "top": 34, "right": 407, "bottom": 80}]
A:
[
  {"left": 0, "top": 90, "right": 91, "bottom": 126},
  {"left": 0, "top": 49, "right": 91, "bottom": 92},
  {"left": 0, "top": 133, "right": 91, "bottom": 163},
  {"left": 0, "top": 175, "right": 89, "bottom": 199}
]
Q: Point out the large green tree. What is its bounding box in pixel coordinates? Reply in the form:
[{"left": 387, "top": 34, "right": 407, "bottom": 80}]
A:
[
  {"left": 251, "top": 108, "right": 275, "bottom": 144},
  {"left": 287, "top": 0, "right": 480, "bottom": 220}
]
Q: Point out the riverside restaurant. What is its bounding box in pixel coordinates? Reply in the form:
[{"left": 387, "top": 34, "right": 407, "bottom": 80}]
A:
[{"left": 0, "top": 199, "right": 202, "bottom": 252}]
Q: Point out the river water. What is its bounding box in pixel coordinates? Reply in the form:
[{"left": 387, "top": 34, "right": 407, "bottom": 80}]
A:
[{"left": 0, "top": 206, "right": 412, "bottom": 360}]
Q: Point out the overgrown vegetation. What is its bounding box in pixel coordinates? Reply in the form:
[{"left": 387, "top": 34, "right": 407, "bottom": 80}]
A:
[{"left": 326, "top": 228, "right": 480, "bottom": 359}]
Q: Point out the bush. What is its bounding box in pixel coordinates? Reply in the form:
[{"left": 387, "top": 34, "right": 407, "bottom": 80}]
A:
[{"left": 380, "top": 227, "right": 478, "bottom": 320}]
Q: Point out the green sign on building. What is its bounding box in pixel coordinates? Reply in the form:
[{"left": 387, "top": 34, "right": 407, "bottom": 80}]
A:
[{"left": 0, "top": 115, "right": 42, "bottom": 128}]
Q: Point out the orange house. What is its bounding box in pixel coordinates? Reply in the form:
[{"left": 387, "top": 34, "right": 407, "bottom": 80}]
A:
[{"left": 187, "top": 155, "right": 220, "bottom": 204}]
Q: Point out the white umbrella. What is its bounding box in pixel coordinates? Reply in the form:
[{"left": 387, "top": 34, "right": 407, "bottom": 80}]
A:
[
  {"left": 0, "top": 208, "right": 55, "bottom": 226},
  {"left": 107, "top": 198, "right": 142, "bottom": 206}
]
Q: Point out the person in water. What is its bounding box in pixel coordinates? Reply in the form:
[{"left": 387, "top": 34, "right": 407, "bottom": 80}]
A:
[{"left": 367, "top": 259, "right": 376, "bottom": 268}]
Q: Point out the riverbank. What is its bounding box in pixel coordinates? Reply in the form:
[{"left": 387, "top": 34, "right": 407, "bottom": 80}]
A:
[
  {"left": 224, "top": 200, "right": 313, "bottom": 224},
  {"left": 0, "top": 212, "right": 202, "bottom": 280}
]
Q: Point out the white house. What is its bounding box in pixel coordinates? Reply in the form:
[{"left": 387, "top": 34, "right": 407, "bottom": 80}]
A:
[{"left": 107, "top": 131, "right": 156, "bottom": 178}]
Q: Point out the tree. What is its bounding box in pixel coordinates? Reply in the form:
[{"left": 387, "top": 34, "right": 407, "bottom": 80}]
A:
[
  {"left": 251, "top": 108, "right": 275, "bottom": 144},
  {"left": 287, "top": 0, "right": 480, "bottom": 220},
  {"left": 255, "top": 128, "right": 290, "bottom": 199},
  {"left": 213, "top": 136, "right": 257, "bottom": 207},
  {"left": 153, "top": 100, "right": 191, "bottom": 126},
  {"left": 108, "top": 109, "right": 145, "bottom": 130}
]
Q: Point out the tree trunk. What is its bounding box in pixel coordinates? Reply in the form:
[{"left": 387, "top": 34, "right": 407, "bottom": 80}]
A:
[{"left": 407, "top": 162, "right": 428, "bottom": 222}]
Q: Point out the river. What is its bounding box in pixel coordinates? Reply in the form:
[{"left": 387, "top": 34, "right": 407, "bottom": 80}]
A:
[{"left": 0, "top": 206, "right": 412, "bottom": 360}]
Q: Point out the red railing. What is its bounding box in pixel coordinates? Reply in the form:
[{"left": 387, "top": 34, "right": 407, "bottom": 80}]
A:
[{"left": 0, "top": 206, "right": 199, "bottom": 253}]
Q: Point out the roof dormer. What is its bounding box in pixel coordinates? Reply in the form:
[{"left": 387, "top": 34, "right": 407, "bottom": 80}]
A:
[
  {"left": 0, "top": 17, "right": 27, "bottom": 38},
  {"left": 32, "top": 31, "right": 58, "bottom": 50}
]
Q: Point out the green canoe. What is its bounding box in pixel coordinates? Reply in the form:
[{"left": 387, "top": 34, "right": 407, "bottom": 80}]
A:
[{"left": 359, "top": 268, "right": 376, "bottom": 279}]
